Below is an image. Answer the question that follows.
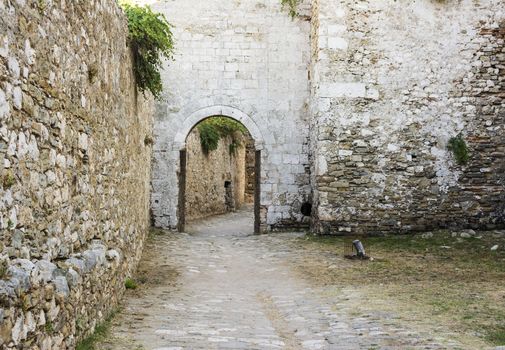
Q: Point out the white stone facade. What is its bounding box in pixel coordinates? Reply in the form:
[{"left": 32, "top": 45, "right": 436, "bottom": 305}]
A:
[
  {"left": 150, "top": 0, "right": 504, "bottom": 233},
  {"left": 150, "top": 0, "right": 312, "bottom": 229}
]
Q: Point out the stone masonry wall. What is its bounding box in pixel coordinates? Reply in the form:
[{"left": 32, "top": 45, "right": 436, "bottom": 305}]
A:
[
  {"left": 0, "top": 1, "right": 153, "bottom": 348},
  {"left": 310, "top": 0, "right": 504, "bottom": 234},
  {"left": 150, "top": 0, "right": 313, "bottom": 231},
  {"left": 185, "top": 129, "right": 250, "bottom": 221},
  {"left": 244, "top": 141, "right": 256, "bottom": 203}
]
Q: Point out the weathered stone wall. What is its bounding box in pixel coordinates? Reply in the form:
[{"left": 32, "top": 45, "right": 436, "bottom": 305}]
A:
[
  {"left": 0, "top": 1, "right": 153, "bottom": 348},
  {"left": 244, "top": 141, "right": 256, "bottom": 203},
  {"left": 310, "top": 0, "right": 505, "bottom": 234},
  {"left": 150, "top": 0, "right": 313, "bottom": 231},
  {"left": 185, "top": 129, "right": 250, "bottom": 221}
]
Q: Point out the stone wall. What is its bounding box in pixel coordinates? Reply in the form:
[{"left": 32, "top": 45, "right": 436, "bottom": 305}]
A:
[
  {"left": 186, "top": 129, "right": 251, "bottom": 221},
  {"left": 310, "top": 0, "right": 505, "bottom": 234},
  {"left": 150, "top": 0, "right": 313, "bottom": 231},
  {"left": 0, "top": 1, "right": 153, "bottom": 348},
  {"left": 244, "top": 141, "right": 256, "bottom": 203}
]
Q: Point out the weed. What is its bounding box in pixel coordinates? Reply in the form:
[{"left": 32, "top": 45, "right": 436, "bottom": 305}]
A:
[
  {"left": 487, "top": 328, "right": 505, "bottom": 345},
  {"left": 448, "top": 134, "right": 470, "bottom": 165},
  {"left": 76, "top": 309, "right": 119, "bottom": 350},
  {"left": 45, "top": 320, "right": 54, "bottom": 334},
  {"left": 37, "top": 0, "right": 46, "bottom": 14},
  {"left": 0, "top": 261, "right": 7, "bottom": 279},
  {"left": 2, "top": 171, "right": 15, "bottom": 189},
  {"left": 124, "top": 278, "right": 138, "bottom": 290}
]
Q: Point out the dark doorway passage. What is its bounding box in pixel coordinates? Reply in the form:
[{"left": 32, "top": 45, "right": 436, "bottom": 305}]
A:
[{"left": 177, "top": 116, "right": 261, "bottom": 234}]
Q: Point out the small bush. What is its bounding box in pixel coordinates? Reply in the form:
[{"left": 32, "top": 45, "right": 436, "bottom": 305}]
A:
[
  {"left": 120, "top": 2, "right": 175, "bottom": 100},
  {"left": 124, "top": 278, "right": 138, "bottom": 290},
  {"left": 448, "top": 134, "right": 470, "bottom": 165}
]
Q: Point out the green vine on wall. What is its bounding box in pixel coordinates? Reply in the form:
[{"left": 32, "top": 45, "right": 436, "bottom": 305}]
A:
[
  {"left": 197, "top": 117, "right": 247, "bottom": 155},
  {"left": 448, "top": 134, "right": 470, "bottom": 165},
  {"left": 120, "top": 2, "right": 175, "bottom": 100},
  {"left": 281, "top": 0, "right": 300, "bottom": 18}
]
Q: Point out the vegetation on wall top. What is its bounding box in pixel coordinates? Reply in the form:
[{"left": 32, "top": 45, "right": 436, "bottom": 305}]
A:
[
  {"left": 281, "top": 0, "right": 300, "bottom": 18},
  {"left": 448, "top": 134, "right": 470, "bottom": 165},
  {"left": 197, "top": 117, "right": 247, "bottom": 155},
  {"left": 120, "top": 2, "right": 175, "bottom": 100}
]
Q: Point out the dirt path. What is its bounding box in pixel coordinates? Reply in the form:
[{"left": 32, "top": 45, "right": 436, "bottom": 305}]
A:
[{"left": 97, "top": 209, "right": 490, "bottom": 350}]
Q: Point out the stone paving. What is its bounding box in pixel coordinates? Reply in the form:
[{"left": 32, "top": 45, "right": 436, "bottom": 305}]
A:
[{"left": 98, "top": 209, "right": 484, "bottom": 350}]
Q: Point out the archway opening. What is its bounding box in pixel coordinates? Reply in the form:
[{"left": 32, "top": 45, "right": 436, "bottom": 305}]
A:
[{"left": 177, "top": 116, "right": 260, "bottom": 233}]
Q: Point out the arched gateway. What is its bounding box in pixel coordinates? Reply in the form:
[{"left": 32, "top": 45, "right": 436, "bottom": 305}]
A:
[
  {"left": 149, "top": 0, "right": 312, "bottom": 232},
  {"left": 174, "top": 106, "right": 264, "bottom": 233}
]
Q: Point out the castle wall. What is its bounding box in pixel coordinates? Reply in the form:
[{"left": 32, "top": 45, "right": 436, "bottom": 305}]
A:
[
  {"left": 0, "top": 1, "right": 153, "bottom": 347},
  {"left": 310, "top": 0, "right": 505, "bottom": 234},
  {"left": 150, "top": 0, "right": 313, "bottom": 231}
]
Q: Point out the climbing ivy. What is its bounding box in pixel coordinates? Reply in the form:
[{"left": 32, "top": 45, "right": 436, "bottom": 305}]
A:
[
  {"left": 120, "top": 2, "right": 175, "bottom": 100},
  {"left": 281, "top": 0, "right": 300, "bottom": 18},
  {"left": 448, "top": 134, "right": 470, "bottom": 165},
  {"left": 197, "top": 117, "right": 247, "bottom": 155}
]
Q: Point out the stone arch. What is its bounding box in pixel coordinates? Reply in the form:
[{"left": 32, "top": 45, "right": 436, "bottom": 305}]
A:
[
  {"left": 175, "top": 105, "right": 263, "bottom": 233},
  {"left": 173, "top": 105, "right": 265, "bottom": 150}
]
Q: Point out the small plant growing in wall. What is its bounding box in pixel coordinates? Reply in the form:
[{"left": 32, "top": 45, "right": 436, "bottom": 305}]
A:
[
  {"left": 229, "top": 140, "right": 240, "bottom": 155},
  {"left": 45, "top": 320, "right": 55, "bottom": 334},
  {"left": 448, "top": 134, "right": 470, "bottom": 165},
  {"left": 120, "top": 2, "right": 175, "bottom": 100},
  {"left": 0, "top": 260, "right": 8, "bottom": 280},
  {"left": 281, "top": 0, "right": 300, "bottom": 18},
  {"left": 2, "top": 171, "right": 15, "bottom": 189}
]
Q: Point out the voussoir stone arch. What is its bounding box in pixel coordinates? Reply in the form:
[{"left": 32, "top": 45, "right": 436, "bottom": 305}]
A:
[{"left": 173, "top": 106, "right": 266, "bottom": 151}]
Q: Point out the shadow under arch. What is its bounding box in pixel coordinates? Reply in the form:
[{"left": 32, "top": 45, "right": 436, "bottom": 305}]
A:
[{"left": 175, "top": 106, "right": 264, "bottom": 234}]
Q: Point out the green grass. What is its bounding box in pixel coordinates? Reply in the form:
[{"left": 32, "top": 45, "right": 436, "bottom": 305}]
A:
[
  {"left": 45, "top": 320, "right": 54, "bottom": 334},
  {"left": 76, "top": 310, "right": 119, "bottom": 350},
  {"left": 488, "top": 328, "right": 505, "bottom": 345},
  {"left": 125, "top": 278, "right": 138, "bottom": 290}
]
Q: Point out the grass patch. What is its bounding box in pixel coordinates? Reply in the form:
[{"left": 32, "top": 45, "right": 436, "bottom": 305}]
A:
[
  {"left": 125, "top": 278, "right": 138, "bottom": 290},
  {"left": 488, "top": 328, "right": 505, "bottom": 345},
  {"left": 45, "top": 320, "right": 54, "bottom": 334},
  {"left": 76, "top": 309, "right": 119, "bottom": 350},
  {"left": 295, "top": 230, "right": 505, "bottom": 346}
]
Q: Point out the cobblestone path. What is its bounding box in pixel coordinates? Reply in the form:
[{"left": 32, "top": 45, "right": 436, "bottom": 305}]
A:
[{"left": 98, "top": 209, "right": 483, "bottom": 350}]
